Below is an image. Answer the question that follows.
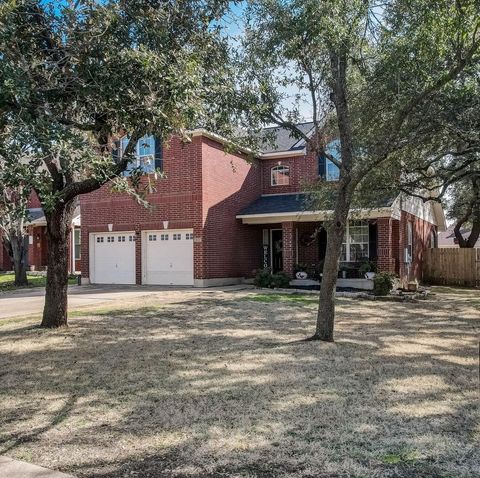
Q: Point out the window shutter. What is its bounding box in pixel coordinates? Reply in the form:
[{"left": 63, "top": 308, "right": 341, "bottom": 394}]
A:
[
  {"left": 154, "top": 136, "right": 163, "bottom": 170},
  {"left": 318, "top": 155, "right": 326, "bottom": 179},
  {"left": 368, "top": 223, "right": 377, "bottom": 259},
  {"left": 318, "top": 226, "right": 327, "bottom": 260}
]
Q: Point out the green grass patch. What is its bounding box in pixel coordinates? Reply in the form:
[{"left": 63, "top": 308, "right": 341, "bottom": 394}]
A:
[
  {"left": 245, "top": 293, "right": 319, "bottom": 305},
  {"left": 381, "top": 450, "right": 419, "bottom": 465},
  {"left": 0, "top": 273, "right": 77, "bottom": 292}
]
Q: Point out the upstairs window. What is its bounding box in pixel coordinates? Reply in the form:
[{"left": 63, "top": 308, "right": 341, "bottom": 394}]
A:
[
  {"left": 319, "top": 139, "right": 341, "bottom": 181},
  {"left": 116, "top": 135, "right": 162, "bottom": 175},
  {"left": 271, "top": 165, "right": 290, "bottom": 186}
]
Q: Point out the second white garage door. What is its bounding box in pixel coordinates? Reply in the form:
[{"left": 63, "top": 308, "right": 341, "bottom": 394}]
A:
[{"left": 143, "top": 229, "right": 194, "bottom": 285}]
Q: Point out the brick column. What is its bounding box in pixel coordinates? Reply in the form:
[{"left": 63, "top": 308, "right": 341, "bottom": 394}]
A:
[
  {"left": 376, "top": 218, "right": 396, "bottom": 273},
  {"left": 282, "top": 221, "right": 295, "bottom": 277}
]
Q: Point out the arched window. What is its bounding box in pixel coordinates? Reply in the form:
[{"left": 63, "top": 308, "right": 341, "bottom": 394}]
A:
[{"left": 271, "top": 165, "right": 290, "bottom": 186}]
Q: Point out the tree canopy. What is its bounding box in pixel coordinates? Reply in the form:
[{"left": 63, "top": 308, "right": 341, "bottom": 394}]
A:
[{"left": 0, "top": 0, "right": 237, "bottom": 327}]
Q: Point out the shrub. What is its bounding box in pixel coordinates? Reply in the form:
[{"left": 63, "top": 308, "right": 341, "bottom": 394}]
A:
[
  {"left": 253, "top": 268, "right": 273, "bottom": 288},
  {"left": 253, "top": 269, "right": 291, "bottom": 289},
  {"left": 270, "top": 272, "right": 291, "bottom": 289},
  {"left": 373, "top": 272, "right": 396, "bottom": 296},
  {"left": 358, "top": 260, "right": 377, "bottom": 275}
]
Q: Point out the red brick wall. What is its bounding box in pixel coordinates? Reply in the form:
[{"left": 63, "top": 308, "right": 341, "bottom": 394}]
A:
[
  {"left": 296, "top": 223, "right": 320, "bottom": 266},
  {"left": 377, "top": 213, "right": 436, "bottom": 283},
  {"left": 28, "top": 191, "right": 42, "bottom": 209},
  {"left": 199, "top": 138, "right": 262, "bottom": 279},
  {"left": 398, "top": 211, "right": 436, "bottom": 283},
  {"left": 261, "top": 152, "right": 317, "bottom": 195},
  {"left": 377, "top": 218, "right": 397, "bottom": 273},
  {"left": 80, "top": 136, "right": 203, "bottom": 281}
]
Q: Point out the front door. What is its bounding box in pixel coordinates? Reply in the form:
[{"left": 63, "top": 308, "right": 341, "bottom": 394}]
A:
[{"left": 271, "top": 229, "right": 283, "bottom": 273}]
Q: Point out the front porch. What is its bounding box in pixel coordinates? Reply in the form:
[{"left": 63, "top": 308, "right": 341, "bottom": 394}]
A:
[
  {"left": 236, "top": 193, "right": 399, "bottom": 288},
  {"left": 258, "top": 220, "right": 391, "bottom": 283}
]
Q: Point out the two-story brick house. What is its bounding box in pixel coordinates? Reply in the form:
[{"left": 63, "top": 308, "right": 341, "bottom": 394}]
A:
[{"left": 79, "top": 123, "right": 446, "bottom": 287}]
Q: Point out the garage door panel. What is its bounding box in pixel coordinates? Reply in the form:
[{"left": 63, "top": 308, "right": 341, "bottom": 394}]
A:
[
  {"left": 92, "top": 233, "right": 136, "bottom": 284},
  {"left": 144, "top": 230, "right": 193, "bottom": 285}
]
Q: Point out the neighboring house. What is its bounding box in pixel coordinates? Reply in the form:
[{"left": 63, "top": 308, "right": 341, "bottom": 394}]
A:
[
  {"left": 79, "top": 123, "right": 446, "bottom": 287},
  {"left": 438, "top": 224, "right": 480, "bottom": 248},
  {"left": 0, "top": 192, "right": 81, "bottom": 273}
]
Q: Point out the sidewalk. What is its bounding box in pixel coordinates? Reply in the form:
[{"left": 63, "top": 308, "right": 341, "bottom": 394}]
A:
[{"left": 0, "top": 456, "right": 74, "bottom": 478}]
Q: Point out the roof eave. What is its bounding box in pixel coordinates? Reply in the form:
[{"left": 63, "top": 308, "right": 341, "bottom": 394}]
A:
[{"left": 236, "top": 207, "right": 394, "bottom": 224}]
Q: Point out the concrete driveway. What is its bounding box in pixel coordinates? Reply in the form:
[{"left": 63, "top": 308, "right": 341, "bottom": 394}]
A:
[{"left": 0, "top": 284, "right": 210, "bottom": 320}]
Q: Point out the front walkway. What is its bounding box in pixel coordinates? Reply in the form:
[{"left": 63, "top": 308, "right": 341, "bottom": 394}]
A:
[
  {"left": 0, "top": 456, "right": 74, "bottom": 478},
  {"left": 0, "top": 284, "right": 253, "bottom": 319}
]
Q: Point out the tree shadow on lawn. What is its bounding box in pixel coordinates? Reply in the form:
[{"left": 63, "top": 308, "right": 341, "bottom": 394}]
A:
[{"left": 0, "top": 294, "right": 478, "bottom": 478}]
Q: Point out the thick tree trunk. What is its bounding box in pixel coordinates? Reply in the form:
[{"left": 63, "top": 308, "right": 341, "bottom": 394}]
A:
[
  {"left": 9, "top": 233, "right": 28, "bottom": 286},
  {"left": 310, "top": 50, "right": 355, "bottom": 342},
  {"left": 41, "top": 201, "right": 76, "bottom": 328},
  {"left": 454, "top": 178, "right": 480, "bottom": 248},
  {"left": 312, "top": 193, "right": 350, "bottom": 342}
]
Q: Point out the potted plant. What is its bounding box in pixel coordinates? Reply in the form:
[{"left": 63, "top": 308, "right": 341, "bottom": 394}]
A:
[
  {"left": 294, "top": 263, "right": 308, "bottom": 279},
  {"left": 359, "top": 260, "right": 377, "bottom": 280}
]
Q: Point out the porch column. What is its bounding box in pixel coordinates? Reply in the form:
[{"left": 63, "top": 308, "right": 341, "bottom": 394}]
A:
[
  {"left": 282, "top": 221, "right": 295, "bottom": 277},
  {"left": 377, "top": 218, "right": 396, "bottom": 273}
]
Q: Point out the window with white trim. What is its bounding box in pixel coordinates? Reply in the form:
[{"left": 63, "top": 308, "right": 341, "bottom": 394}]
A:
[
  {"left": 119, "top": 135, "right": 161, "bottom": 174},
  {"left": 271, "top": 165, "right": 290, "bottom": 186},
  {"left": 107, "top": 236, "right": 115, "bottom": 243},
  {"left": 96, "top": 236, "right": 104, "bottom": 243},
  {"left": 173, "top": 233, "right": 181, "bottom": 240},
  {"left": 341, "top": 220, "right": 369, "bottom": 262},
  {"left": 161, "top": 234, "right": 169, "bottom": 241},
  {"left": 148, "top": 234, "right": 157, "bottom": 241},
  {"left": 406, "top": 222, "right": 414, "bottom": 262},
  {"left": 117, "top": 236, "right": 126, "bottom": 242},
  {"left": 74, "top": 229, "right": 81, "bottom": 260},
  {"left": 326, "top": 159, "right": 340, "bottom": 181},
  {"left": 185, "top": 233, "right": 194, "bottom": 240}
]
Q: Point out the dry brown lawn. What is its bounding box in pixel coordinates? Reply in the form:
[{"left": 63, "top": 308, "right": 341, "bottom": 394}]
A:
[{"left": 0, "top": 287, "right": 478, "bottom": 478}]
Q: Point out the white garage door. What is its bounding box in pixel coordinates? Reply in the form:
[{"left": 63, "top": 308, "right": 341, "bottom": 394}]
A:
[
  {"left": 91, "top": 233, "right": 136, "bottom": 284},
  {"left": 143, "top": 230, "right": 194, "bottom": 285}
]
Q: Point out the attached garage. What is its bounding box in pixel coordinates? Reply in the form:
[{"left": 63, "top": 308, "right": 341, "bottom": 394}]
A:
[
  {"left": 142, "top": 229, "right": 194, "bottom": 285},
  {"left": 90, "top": 232, "right": 136, "bottom": 284}
]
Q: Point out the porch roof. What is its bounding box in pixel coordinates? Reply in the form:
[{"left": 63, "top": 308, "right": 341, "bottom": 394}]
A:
[
  {"left": 26, "top": 207, "right": 81, "bottom": 227},
  {"left": 237, "top": 193, "right": 395, "bottom": 224}
]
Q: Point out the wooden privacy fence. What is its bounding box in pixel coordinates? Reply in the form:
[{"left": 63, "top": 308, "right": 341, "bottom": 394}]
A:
[{"left": 423, "top": 248, "right": 480, "bottom": 287}]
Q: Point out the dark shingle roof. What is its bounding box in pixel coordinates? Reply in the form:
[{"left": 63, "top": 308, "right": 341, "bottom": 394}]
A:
[
  {"left": 237, "top": 193, "right": 396, "bottom": 217},
  {"left": 259, "top": 122, "right": 314, "bottom": 154},
  {"left": 238, "top": 194, "right": 310, "bottom": 216}
]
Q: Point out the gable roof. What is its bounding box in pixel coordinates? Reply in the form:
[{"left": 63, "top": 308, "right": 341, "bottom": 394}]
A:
[{"left": 258, "top": 122, "right": 314, "bottom": 154}]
